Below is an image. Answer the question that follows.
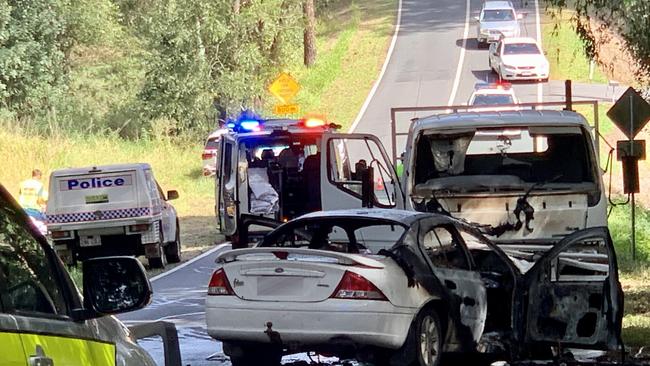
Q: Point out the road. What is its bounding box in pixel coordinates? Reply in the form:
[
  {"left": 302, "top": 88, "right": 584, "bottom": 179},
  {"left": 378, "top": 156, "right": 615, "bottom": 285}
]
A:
[{"left": 119, "top": 1, "right": 612, "bottom": 365}]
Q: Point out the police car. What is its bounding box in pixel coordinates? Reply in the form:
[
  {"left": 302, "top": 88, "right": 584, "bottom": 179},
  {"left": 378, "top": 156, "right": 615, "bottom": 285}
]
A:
[
  {"left": 46, "top": 163, "right": 181, "bottom": 268},
  {"left": 215, "top": 112, "right": 404, "bottom": 246},
  {"left": 466, "top": 82, "right": 519, "bottom": 111},
  {"left": 0, "top": 183, "right": 157, "bottom": 365}
]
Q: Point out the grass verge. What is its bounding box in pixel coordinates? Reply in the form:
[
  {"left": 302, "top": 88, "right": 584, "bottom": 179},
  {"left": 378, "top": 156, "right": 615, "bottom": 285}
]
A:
[{"left": 542, "top": 9, "right": 607, "bottom": 83}]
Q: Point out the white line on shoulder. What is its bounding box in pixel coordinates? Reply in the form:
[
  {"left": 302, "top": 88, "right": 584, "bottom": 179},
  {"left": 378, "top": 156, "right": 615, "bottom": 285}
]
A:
[
  {"left": 447, "top": 0, "right": 471, "bottom": 106},
  {"left": 150, "top": 242, "right": 231, "bottom": 282},
  {"left": 349, "top": 0, "right": 403, "bottom": 132}
]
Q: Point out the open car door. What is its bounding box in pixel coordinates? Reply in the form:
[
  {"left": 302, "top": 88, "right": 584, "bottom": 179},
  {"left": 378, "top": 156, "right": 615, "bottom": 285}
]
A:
[
  {"left": 522, "top": 227, "right": 624, "bottom": 351},
  {"left": 217, "top": 136, "right": 238, "bottom": 237},
  {"left": 320, "top": 133, "right": 404, "bottom": 210}
]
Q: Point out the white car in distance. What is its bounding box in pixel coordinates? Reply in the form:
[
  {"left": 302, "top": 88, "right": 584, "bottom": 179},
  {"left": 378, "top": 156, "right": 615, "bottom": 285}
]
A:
[
  {"left": 467, "top": 82, "right": 520, "bottom": 111},
  {"left": 489, "top": 37, "right": 549, "bottom": 82}
]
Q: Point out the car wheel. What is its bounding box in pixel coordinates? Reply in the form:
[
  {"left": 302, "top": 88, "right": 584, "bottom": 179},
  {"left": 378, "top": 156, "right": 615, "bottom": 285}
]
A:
[
  {"left": 229, "top": 344, "right": 282, "bottom": 366},
  {"left": 164, "top": 220, "right": 182, "bottom": 263},
  {"left": 416, "top": 310, "right": 443, "bottom": 366}
]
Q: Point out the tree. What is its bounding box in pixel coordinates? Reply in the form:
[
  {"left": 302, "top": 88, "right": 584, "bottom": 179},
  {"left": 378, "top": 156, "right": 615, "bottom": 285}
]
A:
[
  {"left": 303, "top": 0, "right": 316, "bottom": 67},
  {"left": 547, "top": 0, "right": 650, "bottom": 84},
  {"left": 0, "top": 0, "right": 67, "bottom": 115}
]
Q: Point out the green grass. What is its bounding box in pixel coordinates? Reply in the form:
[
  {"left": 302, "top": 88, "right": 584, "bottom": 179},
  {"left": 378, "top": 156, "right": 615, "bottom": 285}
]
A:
[
  {"left": 282, "top": 0, "right": 398, "bottom": 129},
  {"left": 543, "top": 10, "right": 608, "bottom": 83}
]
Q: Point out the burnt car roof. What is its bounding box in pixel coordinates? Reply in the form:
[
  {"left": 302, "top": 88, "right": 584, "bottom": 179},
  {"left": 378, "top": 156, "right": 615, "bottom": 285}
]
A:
[{"left": 297, "top": 208, "right": 435, "bottom": 226}]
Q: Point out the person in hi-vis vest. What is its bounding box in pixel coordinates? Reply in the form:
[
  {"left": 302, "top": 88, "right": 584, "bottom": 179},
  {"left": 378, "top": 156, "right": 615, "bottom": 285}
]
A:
[{"left": 18, "top": 169, "right": 48, "bottom": 220}]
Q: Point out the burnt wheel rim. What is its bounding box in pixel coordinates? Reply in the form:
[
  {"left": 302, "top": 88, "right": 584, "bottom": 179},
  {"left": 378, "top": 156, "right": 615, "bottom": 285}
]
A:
[{"left": 419, "top": 314, "right": 439, "bottom": 366}]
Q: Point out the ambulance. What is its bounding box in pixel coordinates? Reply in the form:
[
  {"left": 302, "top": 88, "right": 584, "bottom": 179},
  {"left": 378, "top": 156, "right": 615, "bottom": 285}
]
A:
[
  {"left": 46, "top": 163, "right": 181, "bottom": 268},
  {"left": 215, "top": 113, "right": 404, "bottom": 246}
]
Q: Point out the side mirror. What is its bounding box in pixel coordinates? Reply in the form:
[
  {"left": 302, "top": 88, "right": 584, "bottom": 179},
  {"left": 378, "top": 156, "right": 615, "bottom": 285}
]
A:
[
  {"left": 82, "top": 257, "right": 152, "bottom": 316},
  {"left": 360, "top": 166, "right": 374, "bottom": 208},
  {"left": 517, "top": 13, "right": 524, "bottom": 20},
  {"left": 167, "top": 190, "right": 179, "bottom": 200}
]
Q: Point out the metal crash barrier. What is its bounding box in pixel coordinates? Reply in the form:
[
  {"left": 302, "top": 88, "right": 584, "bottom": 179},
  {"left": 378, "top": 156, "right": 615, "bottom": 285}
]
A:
[{"left": 129, "top": 321, "right": 182, "bottom": 366}]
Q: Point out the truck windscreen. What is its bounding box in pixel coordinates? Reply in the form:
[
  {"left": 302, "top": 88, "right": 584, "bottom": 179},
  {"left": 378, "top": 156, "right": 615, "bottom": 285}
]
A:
[{"left": 413, "top": 127, "right": 597, "bottom": 190}]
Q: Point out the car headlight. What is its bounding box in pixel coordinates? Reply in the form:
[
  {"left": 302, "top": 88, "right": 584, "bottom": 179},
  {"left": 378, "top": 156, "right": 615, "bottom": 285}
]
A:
[{"left": 502, "top": 64, "right": 516, "bottom": 69}]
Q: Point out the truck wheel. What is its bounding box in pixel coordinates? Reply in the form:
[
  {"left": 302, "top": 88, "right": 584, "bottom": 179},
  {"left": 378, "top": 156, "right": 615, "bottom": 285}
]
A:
[
  {"left": 164, "top": 220, "right": 182, "bottom": 263},
  {"left": 149, "top": 226, "right": 167, "bottom": 269},
  {"left": 148, "top": 244, "right": 166, "bottom": 269}
]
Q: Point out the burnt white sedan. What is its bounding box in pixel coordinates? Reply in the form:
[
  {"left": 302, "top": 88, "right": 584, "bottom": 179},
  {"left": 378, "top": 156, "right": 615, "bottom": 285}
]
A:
[{"left": 206, "top": 209, "right": 623, "bottom": 366}]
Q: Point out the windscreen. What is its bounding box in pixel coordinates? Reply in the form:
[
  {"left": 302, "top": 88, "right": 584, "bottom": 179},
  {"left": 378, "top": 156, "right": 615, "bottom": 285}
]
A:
[
  {"left": 261, "top": 218, "right": 407, "bottom": 255},
  {"left": 413, "top": 127, "right": 597, "bottom": 192},
  {"left": 472, "top": 94, "right": 514, "bottom": 105},
  {"left": 482, "top": 9, "right": 515, "bottom": 21},
  {"left": 205, "top": 138, "right": 219, "bottom": 149},
  {"left": 504, "top": 43, "right": 540, "bottom": 55}
]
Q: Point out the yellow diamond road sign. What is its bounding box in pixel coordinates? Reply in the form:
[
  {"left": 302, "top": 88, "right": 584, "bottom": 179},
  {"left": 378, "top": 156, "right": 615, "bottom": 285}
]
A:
[
  {"left": 268, "top": 72, "right": 300, "bottom": 104},
  {"left": 274, "top": 104, "right": 300, "bottom": 115}
]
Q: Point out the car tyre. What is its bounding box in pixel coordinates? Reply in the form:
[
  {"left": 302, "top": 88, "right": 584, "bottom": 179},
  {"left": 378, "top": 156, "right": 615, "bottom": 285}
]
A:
[
  {"left": 415, "top": 309, "right": 443, "bottom": 366},
  {"left": 229, "top": 344, "right": 282, "bottom": 366},
  {"left": 164, "top": 220, "right": 182, "bottom": 263},
  {"left": 149, "top": 226, "right": 167, "bottom": 269}
]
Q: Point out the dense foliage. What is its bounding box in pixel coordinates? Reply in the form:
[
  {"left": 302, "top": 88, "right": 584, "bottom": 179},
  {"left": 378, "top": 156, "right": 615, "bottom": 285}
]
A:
[
  {"left": 547, "top": 0, "right": 650, "bottom": 84},
  {"left": 0, "top": 0, "right": 309, "bottom": 137}
]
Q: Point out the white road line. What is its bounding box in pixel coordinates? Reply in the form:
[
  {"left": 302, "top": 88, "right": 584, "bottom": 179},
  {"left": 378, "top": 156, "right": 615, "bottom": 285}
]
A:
[
  {"left": 447, "top": 0, "right": 471, "bottom": 106},
  {"left": 535, "top": 0, "right": 543, "bottom": 103},
  {"left": 349, "top": 0, "right": 403, "bottom": 132},
  {"left": 150, "top": 242, "right": 232, "bottom": 282}
]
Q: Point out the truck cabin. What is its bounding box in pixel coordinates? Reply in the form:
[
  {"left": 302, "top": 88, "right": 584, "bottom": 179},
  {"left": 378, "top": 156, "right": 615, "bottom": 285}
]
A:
[{"left": 405, "top": 110, "right": 605, "bottom": 243}]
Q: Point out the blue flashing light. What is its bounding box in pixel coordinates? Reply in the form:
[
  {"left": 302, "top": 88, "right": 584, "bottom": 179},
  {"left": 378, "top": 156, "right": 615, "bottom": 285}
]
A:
[{"left": 240, "top": 120, "right": 261, "bottom": 131}]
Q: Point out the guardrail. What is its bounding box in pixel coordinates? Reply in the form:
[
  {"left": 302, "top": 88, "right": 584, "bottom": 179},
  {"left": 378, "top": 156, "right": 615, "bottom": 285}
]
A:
[{"left": 129, "top": 321, "right": 182, "bottom": 366}]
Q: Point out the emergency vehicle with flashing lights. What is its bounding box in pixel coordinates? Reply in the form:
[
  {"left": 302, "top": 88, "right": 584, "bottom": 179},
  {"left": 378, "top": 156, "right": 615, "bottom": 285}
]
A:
[
  {"left": 215, "top": 112, "right": 404, "bottom": 246},
  {"left": 466, "top": 82, "right": 519, "bottom": 111},
  {"left": 46, "top": 163, "right": 181, "bottom": 268}
]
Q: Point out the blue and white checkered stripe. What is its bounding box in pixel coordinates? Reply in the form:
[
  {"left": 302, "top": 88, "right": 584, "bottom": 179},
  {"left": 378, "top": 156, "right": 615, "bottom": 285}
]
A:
[{"left": 47, "top": 207, "right": 151, "bottom": 224}]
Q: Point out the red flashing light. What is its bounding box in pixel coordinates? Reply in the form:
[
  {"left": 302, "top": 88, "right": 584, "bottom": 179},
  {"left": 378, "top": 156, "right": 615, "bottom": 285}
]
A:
[{"left": 304, "top": 118, "right": 327, "bottom": 128}]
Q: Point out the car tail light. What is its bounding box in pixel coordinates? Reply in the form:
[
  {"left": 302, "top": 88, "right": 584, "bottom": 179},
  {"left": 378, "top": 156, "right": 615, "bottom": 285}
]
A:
[
  {"left": 202, "top": 151, "right": 215, "bottom": 160},
  {"left": 208, "top": 268, "right": 234, "bottom": 296},
  {"left": 331, "top": 271, "right": 387, "bottom": 301}
]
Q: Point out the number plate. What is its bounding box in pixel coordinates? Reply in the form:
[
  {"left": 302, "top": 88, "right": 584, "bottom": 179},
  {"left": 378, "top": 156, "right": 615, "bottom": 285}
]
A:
[{"left": 80, "top": 235, "right": 102, "bottom": 247}]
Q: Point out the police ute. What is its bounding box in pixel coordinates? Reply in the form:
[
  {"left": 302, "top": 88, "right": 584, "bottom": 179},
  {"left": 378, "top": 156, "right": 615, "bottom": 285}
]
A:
[
  {"left": 215, "top": 112, "right": 404, "bottom": 247},
  {"left": 46, "top": 163, "right": 181, "bottom": 268}
]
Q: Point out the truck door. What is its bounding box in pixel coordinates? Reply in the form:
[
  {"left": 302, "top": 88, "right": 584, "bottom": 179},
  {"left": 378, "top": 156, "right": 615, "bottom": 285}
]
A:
[
  {"left": 320, "top": 133, "right": 404, "bottom": 210},
  {"left": 217, "top": 137, "right": 238, "bottom": 236},
  {"left": 522, "top": 227, "right": 623, "bottom": 350}
]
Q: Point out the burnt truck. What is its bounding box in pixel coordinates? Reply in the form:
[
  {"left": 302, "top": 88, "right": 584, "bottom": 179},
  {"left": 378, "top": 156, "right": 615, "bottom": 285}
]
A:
[{"left": 393, "top": 106, "right": 625, "bottom": 361}]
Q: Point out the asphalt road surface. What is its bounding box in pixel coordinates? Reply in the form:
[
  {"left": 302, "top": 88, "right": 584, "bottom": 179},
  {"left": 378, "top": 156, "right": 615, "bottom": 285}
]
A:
[{"left": 121, "top": 1, "right": 552, "bottom": 365}]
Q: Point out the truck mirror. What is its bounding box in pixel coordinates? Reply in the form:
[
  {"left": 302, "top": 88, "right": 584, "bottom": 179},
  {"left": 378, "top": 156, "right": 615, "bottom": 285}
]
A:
[
  {"left": 82, "top": 257, "right": 152, "bottom": 316},
  {"left": 167, "top": 190, "right": 180, "bottom": 200},
  {"left": 361, "top": 166, "right": 374, "bottom": 208}
]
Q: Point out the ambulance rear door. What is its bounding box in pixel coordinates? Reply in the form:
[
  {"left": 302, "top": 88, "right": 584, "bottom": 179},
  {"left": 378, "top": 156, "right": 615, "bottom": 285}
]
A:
[{"left": 320, "top": 133, "right": 404, "bottom": 210}]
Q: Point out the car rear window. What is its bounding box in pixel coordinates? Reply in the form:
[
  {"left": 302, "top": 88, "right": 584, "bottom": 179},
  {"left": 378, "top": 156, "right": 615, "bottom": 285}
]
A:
[
  {"left": 504, "top": 43, "right": 540, "bottom": 55},
  {"left": 261, "top": 219, "right": 407, "bottom": 254},
  {"left": 472, "top": 94, "right": 514, "bottom": 105},
  {"left": 205, "top": 138, "right": 219, "bottom": 149},
  {"left": 482, "top": 9, "right": 515, "bottom": 21}
]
